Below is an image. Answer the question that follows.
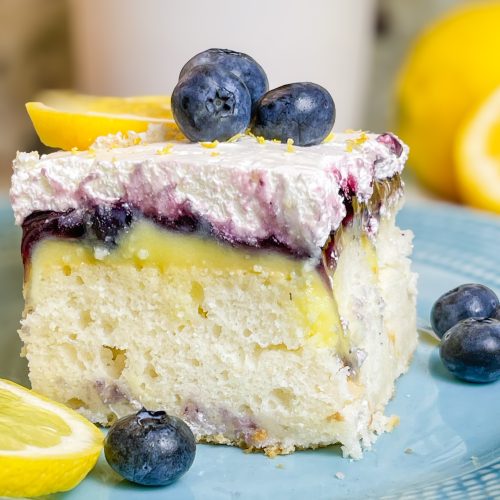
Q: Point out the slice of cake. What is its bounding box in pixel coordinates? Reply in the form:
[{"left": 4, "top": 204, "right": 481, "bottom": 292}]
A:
[{"left": 11, "top": 130, "right": 417, "bottom": 459}]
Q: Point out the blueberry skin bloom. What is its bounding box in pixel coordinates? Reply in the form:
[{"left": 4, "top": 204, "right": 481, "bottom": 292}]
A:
[
  {"left": 172, "top": 64, "right": 252, "bottom": 142},
  {"left": 179, "top": 48, "right": 268, "bottom": 110},
  {"left": 104, "top": 409, "right": 196, "bottom": 486},
  {"left": 251, "top": 83, "right": 335, "bottom": 146},
  {"left": 440, "top": 318, "right": 500, "bottom": 383},
  {"left": 430, "top": 283, "right": 499, "bottom": 338}
]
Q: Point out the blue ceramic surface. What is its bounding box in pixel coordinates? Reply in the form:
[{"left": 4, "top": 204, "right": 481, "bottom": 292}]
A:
[{"left": 0, "top": 198, "right": 499, "bottom": 499}]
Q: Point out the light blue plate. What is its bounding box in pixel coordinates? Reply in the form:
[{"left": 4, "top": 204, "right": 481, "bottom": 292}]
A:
[{"left": 1, "top": 198, "right": 499, "bottom": 500}]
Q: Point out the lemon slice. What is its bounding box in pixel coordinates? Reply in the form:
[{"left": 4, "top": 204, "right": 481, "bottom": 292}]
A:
[
  {"left": 35, "top": 90, "right": 174, "bottom": 118},
  {"left": 455, "top": 86, "right": 500, "bottom": 213},
  {"left": 26, "top": 91, "right": 181, "bottom": 151},
  {"left": 0, "top": 378, "right": 103, "bottom": 497}
]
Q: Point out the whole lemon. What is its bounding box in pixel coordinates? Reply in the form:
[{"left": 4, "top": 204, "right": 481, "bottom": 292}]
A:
[{"left": 396, "top": 1, "right": 500, "bottom": 200}]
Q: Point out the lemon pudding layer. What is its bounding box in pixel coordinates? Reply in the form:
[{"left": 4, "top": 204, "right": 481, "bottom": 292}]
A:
[{"left": 11, "top": 131, "right": 417, "bottom": 459}]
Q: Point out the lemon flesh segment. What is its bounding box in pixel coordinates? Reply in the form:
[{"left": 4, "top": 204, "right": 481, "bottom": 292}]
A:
[
  {"left": 455, "top": 86, "right": 500, "bottom": 214},
  {"left": 0, "top": 379, "right": 103, "bottom": 498},
  {"left": 26, "top": 96, "right": 181, "bottom": 151}
]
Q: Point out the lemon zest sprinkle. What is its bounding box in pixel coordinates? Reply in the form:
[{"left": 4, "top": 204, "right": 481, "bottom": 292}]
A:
[
  {"left": 200, "top": 140, "right": 219, "bottom": 149},
  {"left": 286, "top": 138, "right": 295, "bottom": 153},
  {"left": 256, "top": 136, "right": 266, "bottom": 144},
  {"left": 133, "top": 137, "right": 142, "bottom": 145},
  {"left": 227, "top": 133, "right": 244, "bottom": 143},
  {"left": 210, "top": 151, "right": 220, "bottom": 157},
  {"left": 272, "top": 139, "right": 282, "bottom": 144},
  {"left": 157, "top": 144, "right": 174, "bottom": 155},
  {"left": 345, "top": 132, "right": 368, "bottom": 152},
  {"left": 70, "top": 147, "right": 79, "bottom": 154},
  {"left": 322, "top": 132, "right": 335, "bottom": 143}
]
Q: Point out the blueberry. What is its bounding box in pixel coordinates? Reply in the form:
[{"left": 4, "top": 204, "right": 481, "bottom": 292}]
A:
[
  {"left": 440, "top": 318, "right": 500, "bottom": 383},
  {"left": 104, "top": 408, "right": 196, "bottom": 486},
  {"left": 491, "top": 305, "right": 500, "bottom": 321},
  {"left": 179, "top": 48, "right": 268, "bottom": 110},
  {"left": 251, "top": 83, "right": 335, "bottom": 146},
  {"left": 172, "top": 64, "right": 252, "bottom": 142},
  {"left": 92, "top": 204, "right": 133, "bottom": 244},
  {"left": 430, "top": 284, "right": 499, "bottom": 338}
]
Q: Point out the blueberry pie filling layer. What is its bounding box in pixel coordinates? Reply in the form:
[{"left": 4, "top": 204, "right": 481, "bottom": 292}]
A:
[{"left": 11, "top": 132, "right": 417, "bottom": 459}]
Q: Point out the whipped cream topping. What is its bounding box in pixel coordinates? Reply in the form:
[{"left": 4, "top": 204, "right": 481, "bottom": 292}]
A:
[{"left": 11, "top": 132, "right": 408, "bottom": 255}]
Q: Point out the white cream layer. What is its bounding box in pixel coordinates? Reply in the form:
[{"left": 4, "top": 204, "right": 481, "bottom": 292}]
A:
[{"left": 11, "top": 132, "right": 408, "bottom": 254}]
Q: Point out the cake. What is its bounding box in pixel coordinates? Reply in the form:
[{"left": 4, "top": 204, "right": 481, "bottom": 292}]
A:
[{"left": 11, "top": 128, "right": 417, "bottom": 459}]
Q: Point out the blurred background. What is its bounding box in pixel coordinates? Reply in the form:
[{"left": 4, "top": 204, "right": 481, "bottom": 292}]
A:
[{"left": 0, "top": 0, "right": 499, "bottom": 213}]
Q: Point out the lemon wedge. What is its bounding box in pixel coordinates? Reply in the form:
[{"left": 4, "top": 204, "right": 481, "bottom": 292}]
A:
[
  {"left": 396, "top": 2, "right": 500, "bottom": 200},
  {"left": 35, "top": 90, "right": 174, "bottom": 118},
  {"left": 455, "top": 86, "right": 500, "bottom": 213},
  {"left": 26, "top": 92, "right": 182, "bottom": 151},
  {"left": 0, "top": 378, "right": 103, "bottom": 497}
]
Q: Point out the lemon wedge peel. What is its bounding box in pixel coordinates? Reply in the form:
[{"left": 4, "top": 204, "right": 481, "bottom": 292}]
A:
[
  {"left": 0, "top": 378, "right": 103, "bottom": 498},
  {"left": 26, "top": 95, "right": 180, "bottom": 151},
  {"left": 455, "top": 86, "right": 500, "bottom": 214}
]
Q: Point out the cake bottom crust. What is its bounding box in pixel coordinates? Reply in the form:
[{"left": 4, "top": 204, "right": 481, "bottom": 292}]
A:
[{"left": 19, "top": 212, "right": 417, "bottom": 459}]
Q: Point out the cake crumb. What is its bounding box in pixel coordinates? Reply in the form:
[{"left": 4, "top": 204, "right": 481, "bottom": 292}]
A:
[
  {"left": 387, "top": 415, "right": 400, "bottom": 430},
  {"left": 404, "top": 448, "right": 413, "bottom": 454},
  {"left": 275, "top": 463, "right": 285, "bottom": 470},
  {"left": 335, "top": 472, "right": 345, "bottom": 480}
]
